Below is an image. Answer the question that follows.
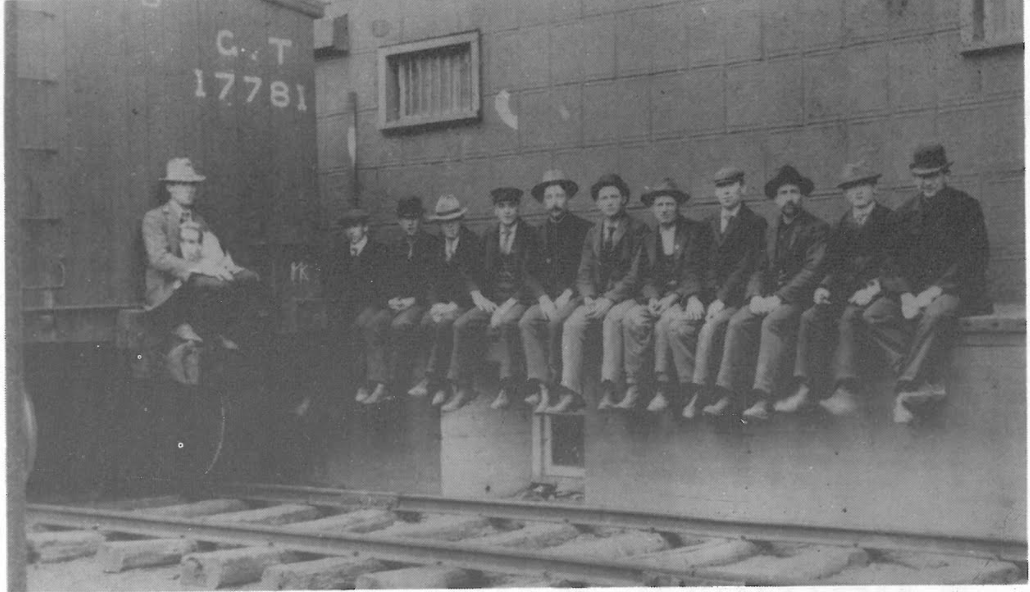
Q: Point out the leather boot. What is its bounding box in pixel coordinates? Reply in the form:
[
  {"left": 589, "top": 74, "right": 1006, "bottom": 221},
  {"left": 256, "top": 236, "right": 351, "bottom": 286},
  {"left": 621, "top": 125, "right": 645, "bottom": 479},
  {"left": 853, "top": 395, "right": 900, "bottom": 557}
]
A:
[
  {"left": 774, "top": 383, "right": 811, "bottom": 413},
  {"left": 893, "top": 394, "right": 916, "bottom": 424},
  {"left": 820, "top": 386, "right": 859, "bottom": 416},
  {"left": 597, "top": 382, "right": 617, "bottom": 411},
  {"left": 408, "top": 377, "right": 431, "bottom": 397},
  {"left": 355, "top": 385, "right": 371, "bottom": 403},
  {"left": 702, "top": 395, "right": 731, "bottom": 417},
  {"left": 614, "top": 384, "right": 642, "bottom": 410},
  {"left": 363, "top": 382, "right": 388, "bottom": 405},
  {"left": 533, "top": 383, "right": 552, "bottom": 414},
  {"left": 441, "top": 384, "right": 475, "bottom": 412},
  {"left": 742, "top": 399, "right": 772, "bottom": 421},
  {"left": 545, "top": 390, "right": 581, "bottom": 414},
  {"left": 490, "top": 386, "right": 511, "bottom": 410},
  {"left": 431, "top": 384, "right": 451, "bottom": 407},
  {"left": 681, "top": 392, "right": 700, "bottom": 419},
  {"left": 646, "top": 387, "right": 670, "bottom": 413}
]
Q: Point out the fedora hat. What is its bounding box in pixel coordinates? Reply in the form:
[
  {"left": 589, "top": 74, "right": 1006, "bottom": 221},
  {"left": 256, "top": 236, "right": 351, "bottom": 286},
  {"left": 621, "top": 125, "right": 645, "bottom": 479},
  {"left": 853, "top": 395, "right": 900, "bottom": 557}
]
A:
[
  {"left": 160, "top": 157, "right": 206, "bottom": 183},
  {"left": 530, "top": 169, "right": 579, "bottom": 202},
  {"left": 396, "top": 196, "right": 425, "bottom": 219},
  {"left": 641, "top": 177, "right": 690, "bottom": 206},
  {"left": 590, "top": 173, "right": 631, "bottom": 201},
  {"left": 430, "top": 194, "right": 468, "bottom": 221},
  {"left": 338, "top": 207, "right": 370, "bottom": 228},
  {"left": 491, "top": 187, "right": 523, "bottom": 205},
  {"left": 909, "top": 143, "right": 952, "bottom": 176},
  {"left": 837, "top": 162, "right": 881, "bottom": 190},
  {"left": 713, "top": 165, "right": 745, "bottom": 187},
  {"left": 764, "top": 165, "right": 814, "bottom": 199}
]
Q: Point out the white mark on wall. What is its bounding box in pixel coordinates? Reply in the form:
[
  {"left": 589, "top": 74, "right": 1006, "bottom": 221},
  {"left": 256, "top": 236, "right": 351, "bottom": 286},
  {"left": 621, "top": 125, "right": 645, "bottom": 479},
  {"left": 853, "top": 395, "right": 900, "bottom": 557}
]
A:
[
  {"left": 347, "top": 125, "right": 357, "bottom": 165},
  {"left": 495, "top": 90, "right": 518, "bottom": 130},
  {"left": 558, "top": 105, "right": 570, "bottom": 121}
]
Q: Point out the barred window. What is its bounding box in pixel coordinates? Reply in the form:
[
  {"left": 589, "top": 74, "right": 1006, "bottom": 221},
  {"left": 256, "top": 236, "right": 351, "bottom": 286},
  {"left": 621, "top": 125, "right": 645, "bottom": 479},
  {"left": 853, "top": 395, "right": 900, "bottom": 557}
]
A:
[
  {"left": 960, "top": 0, "right": 1023, "bottom": 54},
  {"left": 377, "top": 31, "right": 481, "bottom": 131}
]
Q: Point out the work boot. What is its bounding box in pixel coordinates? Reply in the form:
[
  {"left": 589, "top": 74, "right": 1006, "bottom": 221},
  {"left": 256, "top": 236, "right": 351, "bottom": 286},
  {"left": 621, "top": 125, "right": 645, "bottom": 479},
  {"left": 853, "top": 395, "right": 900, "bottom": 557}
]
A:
[
  {"left": 681, "top": 392, "right": 701, "bottom": 419},
  {"left": 742, "top": 399, "right": 772, "bottom": 421},
  {"left": 893, "top": 394, "right": 916, "bottom": 424},
  {"left": 431, "top": 384, "right": 451, "bottom": 407},
  {"left": 490, "top": 386, "right": 512, "bottom": 410},
  {"left": 774, "top": 383, "right": 811, "bottom": 413},
  {"left": 596, "top": 382, "right": 618, "bottom": 411},
  {"left": 820, "top": 386, "right": 860, "bottom": 416},
  {"left": 355, "top": 385, "right": 371, "bottom": 403},
  {"left": 614, "top": 384, "right": 642, "bottom": 410},
  {"left": 703, "top": 396, "right": 731, "bottom": 417},
  {"left": 408, "top": 377, "right": 431, "bottom": 397},
  {"left": 363, "top": 382, "right": 388, "bottom": 405},
  {"left": 217, "top": 334, "right": 240, "bottom": 351},
  {"left": 545, "top": 390, "right": 580, "bottom": 414},
  {"left": 533, "top": 383, "right": 552, "bottom": 414},
  {"left": 646, "top": 387, "right": 670, "bottom": 413},
  {"left": 441, "top": 384, "right": 475, "bottom": 412}
]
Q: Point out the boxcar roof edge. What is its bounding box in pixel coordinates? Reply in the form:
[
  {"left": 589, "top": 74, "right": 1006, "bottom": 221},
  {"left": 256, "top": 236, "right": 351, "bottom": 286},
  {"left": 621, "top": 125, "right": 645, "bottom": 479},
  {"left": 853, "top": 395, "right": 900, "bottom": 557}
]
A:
[{"left": 262, "top": 0, "right": 325, "bottom": 19}]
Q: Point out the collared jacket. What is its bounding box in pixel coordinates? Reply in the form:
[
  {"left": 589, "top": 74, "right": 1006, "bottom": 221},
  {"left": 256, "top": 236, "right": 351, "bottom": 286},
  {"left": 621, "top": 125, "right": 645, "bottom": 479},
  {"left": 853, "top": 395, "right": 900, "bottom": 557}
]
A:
[
  {"left": 747, "top": 208, "right": 830, "bottom": 304},
  {"left": 534, "top": 212, "right": 593, "bottom": 298},
  {"left": 387, "top": 230, "right": 441, "bottom": 304},
  {"left": 142, "top": 202, "right": 215, "bottom": 310},
  {"left": 819, "top": 202, "right": 892, "bottom": 298},
  {"left": 879, "top": 186, "right": 991, "bottom": 315},
  {"left": 638, "top": 216, "right": 711, "bottom": 302},
  {"left": 322, "top": 236, "right": 391, "bottom": 310},
  {"left": 480, "top": 219, "right": 543, "bottom": 303},
  {"left": 576, "top": 213, "right": 648, "bottom": 303},
  {"left": 426, "top": 225, "right": 483, "bottom": 309},
  {"left": 702, "top": 203, "right": 767, "bottom": 307}
]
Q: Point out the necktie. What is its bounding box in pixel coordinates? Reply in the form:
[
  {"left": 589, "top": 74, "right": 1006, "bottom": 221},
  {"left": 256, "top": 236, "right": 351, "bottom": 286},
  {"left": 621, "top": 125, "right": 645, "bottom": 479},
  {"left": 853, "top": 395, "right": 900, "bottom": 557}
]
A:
[
  {"left": 853, "top": 207, "right": 872, "bottom": 226},
  {"left": 446, "top": 239, "right": 456, "bottom": 261},
  {"left": 407, "top": 239, "right": 415, "bottom": 259},
  {"left": 500, "top": 227, "right": 513, "bottom": 255},
  {"left": 351, "top": 245, "right": 360, "bottom": 257},
  {"left": 721, "top": 213, "right": 734, "bottom": 234},
  {"left": 180, "top": 210, "right": 193, "bottom": 224},
  {"left": 604, "top": 225, "right": 615, "bottom": 251}
]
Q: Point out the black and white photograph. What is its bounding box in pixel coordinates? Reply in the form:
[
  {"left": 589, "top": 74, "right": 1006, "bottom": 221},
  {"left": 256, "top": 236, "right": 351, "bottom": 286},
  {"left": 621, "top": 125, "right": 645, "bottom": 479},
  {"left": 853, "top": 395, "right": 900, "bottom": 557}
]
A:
[{"left": 7, "top": 0, "right": 1026, "bottom": 589}]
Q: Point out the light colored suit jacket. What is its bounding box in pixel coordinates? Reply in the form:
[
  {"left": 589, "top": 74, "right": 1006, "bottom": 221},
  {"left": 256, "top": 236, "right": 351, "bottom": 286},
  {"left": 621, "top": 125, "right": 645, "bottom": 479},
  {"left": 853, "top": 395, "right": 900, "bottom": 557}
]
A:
[{"left": 141, "top": 202, "right": 218, "bottom": 310}]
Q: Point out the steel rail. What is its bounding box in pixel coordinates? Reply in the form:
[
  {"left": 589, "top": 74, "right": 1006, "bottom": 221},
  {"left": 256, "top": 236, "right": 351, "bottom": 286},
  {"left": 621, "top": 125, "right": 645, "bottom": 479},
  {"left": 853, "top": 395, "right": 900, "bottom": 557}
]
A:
[
  {"left": 209, "top": 482, "right": 1028, "bottom": 563},
  {"left": 27, "top": 503, "right": 743, "bottom": 587}
]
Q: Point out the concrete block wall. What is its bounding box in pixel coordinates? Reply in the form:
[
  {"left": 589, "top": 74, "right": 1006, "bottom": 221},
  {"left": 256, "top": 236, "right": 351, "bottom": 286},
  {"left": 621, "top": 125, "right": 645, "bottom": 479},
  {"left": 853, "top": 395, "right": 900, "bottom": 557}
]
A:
[{"left": 316, "top": 0, "right": 1024, "bottom": 304}]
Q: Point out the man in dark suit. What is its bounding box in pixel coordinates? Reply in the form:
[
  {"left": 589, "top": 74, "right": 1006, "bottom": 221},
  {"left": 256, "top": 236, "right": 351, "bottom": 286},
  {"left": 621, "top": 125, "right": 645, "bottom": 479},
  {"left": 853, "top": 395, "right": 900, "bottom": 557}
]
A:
[
  {"left": 142, "top": 157, "right": 261, "bottom": 349},
  {"left": 323, "top": 208, "right": 392, "bottom": 404},
  {"left": 618, "top": 178, "right": 710, "bottom": 413},
  {"left": 412, "top": 195, "right": 483, "bottom": 409},
  {"left": 677, "top": 166, "right": 766, "bottom": 419},
  {"left": 518, "top": 170, "right": 592, "bottom": 413},
  {"left": 863, "top": 144, "right": 991, "bottom": 424},
  {"left": 706, "top": 165, "right": 830, "bottom": 420},
  {"left": 783, "top": 163, "right": 893, "bottom": 416},
  {"left": 441, "top": 188, "right": 540, "bottom": 412},
  {"left": 359, "top": 196, "right": 441, "bottom": 405},
  {"left": 559, "top": 173, "right": 647, "bottom": 412}
]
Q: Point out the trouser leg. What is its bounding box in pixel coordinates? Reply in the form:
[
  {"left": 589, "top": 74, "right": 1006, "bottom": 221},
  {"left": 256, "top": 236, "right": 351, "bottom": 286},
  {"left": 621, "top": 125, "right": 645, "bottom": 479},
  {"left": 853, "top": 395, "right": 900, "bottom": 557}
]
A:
[
  {"left": 716, "top": 306, "right": 763, "bottom": 400},
  {"left": 691, "top": 306, "right": 738, "bottom": 388},
  {"left": 667, "top": 310, "right": 702, "bottom": 384},
  {"left": 493, "top": 303, "right": 527, "bottom": 381},
  {"left": 794, "top": 304, "right": 837, "bottom": 392},
  {"left": 560, "top": 305, "right": 597, "bottom": 396},
  {"left": 898, "top": 294, "right": 960, "bottom": 385},
  {"left": 752, "top": 303, "right": 804, "bottom": 397},
  {"left": 448, "top": 307, "right": 491, "bottom": 383},
  {"left": 831, "top": 304, "right": 867, "bottom": 386},
  {"left": 652, "top": 304, "right": 683, "bottom": 383},
  {"left": 862, "top": 297, "right": 912, "bottom": 379},
  {"left": 361, "top": 307, "right": 393, "bottom": 385},
  {"left": 389, "top": 305, "right": 426, "bottom": 384},
  {"left": 422, "top": 306, "right": 463, "bottom": 381},
  {"left": 549, "top": 297, "right": 580, "bottom": 383},
  {"left": 601, "top": 300, "right": 636, "bottom": 384},
  {"left": 519, "top": 305, "right": 550, "bottom": 383},
  {"left": 623, "top": 304, "right": 656, "bottom": 385}
]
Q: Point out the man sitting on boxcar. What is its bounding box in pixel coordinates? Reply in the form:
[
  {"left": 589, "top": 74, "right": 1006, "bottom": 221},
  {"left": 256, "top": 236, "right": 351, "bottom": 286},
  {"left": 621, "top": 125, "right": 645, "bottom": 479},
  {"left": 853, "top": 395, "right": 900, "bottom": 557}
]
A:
[
  {"left": 784, "top": 162, "right": 893, "bottom": 416},
  {"left": 863, "top": 143, "right": 991, "bottom": 424},
  {"left": 142, "top": 157, "right": 261, "bottom": 350},
  {"left": 322, "top": 208, "right": 392, "bottom": 404},
  {"left": 519, "top": 170, "right": 592, "bottom": 413},
  {"left": 558, "top": 174, "right": 647, "bottom": 413},
  {"left": 618, "top": 178, "right": 709, "bottom": 413}
]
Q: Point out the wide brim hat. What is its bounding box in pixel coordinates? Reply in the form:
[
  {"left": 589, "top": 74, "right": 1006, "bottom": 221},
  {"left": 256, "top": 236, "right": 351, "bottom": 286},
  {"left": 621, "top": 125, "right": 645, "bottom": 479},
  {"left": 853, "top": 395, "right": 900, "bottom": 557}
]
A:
[
  {"left": 640, "top": 177, "right": 690, "bottom": 206},
  {"left": 160, "top": 157, "right": 206, "bottom": 183},
  {"left": 713, "top": 165, "right": 745, "bottom": 187},
  {"left": 531, "top": 169, "right": 579, "bottom": 201},
  {"left": 590, "top": 173, "right": 631, "bottom": 201},
  {"left": 429, "top": 194, "right": 467, "bottom": 221},
  {"left": 764, "top": 165, "right": 814, "bottom": 199},
  {"left": 491, "top": 186, "right": 523, "bottom": 205},
  {"left": 837, "top": 162, "right": 882, "bottom": 190},
  {"left": 909, "top": 143, "right": 952, "bottom": 176},
  {"left": 396, "top": 196, "right": 425, "bottom": 218},
  {"left": 338, "top": 207, "right": 370, "bottom": 228}
]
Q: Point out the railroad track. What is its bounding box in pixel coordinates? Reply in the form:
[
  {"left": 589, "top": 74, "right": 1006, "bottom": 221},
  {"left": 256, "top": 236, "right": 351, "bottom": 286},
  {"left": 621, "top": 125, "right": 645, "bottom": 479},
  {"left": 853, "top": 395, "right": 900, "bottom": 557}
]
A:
[{"left": 27, "top": 483, "right": 1027, "bottom": 589}]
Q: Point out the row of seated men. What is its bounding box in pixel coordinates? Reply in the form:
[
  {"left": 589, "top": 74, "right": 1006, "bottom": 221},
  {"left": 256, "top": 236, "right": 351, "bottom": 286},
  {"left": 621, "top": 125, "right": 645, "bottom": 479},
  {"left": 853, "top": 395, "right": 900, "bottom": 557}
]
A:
[{"left": 322, "top": 143, "right": 990, "bottom": 424}]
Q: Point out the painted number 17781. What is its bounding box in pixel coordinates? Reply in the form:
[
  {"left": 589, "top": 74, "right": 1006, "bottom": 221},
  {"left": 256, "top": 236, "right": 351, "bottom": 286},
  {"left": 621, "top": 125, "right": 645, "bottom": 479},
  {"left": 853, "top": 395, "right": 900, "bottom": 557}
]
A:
[{"left": 193, "top": 69, "right": 307, "bottom": 111}]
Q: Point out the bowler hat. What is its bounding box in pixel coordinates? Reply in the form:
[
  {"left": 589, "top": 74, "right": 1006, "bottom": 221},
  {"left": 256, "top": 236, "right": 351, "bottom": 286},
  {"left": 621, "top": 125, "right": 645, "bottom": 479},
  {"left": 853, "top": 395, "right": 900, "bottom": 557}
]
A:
[
  {"left": 713, "top": 166, "right": 745, "bottom": 187},
  {"left": 909, "top": 143, "right": 952, "bottom": 176},
  {"left": 641, "top": 177, "right": 690, "bottom": 206},
  {"left": 764, "top": 165, "right": 814, "bottom": 199},
  {"left": 837, "top": 162, "right": 881, "bottom": 190},
  {"left": 429, "top": 194, "right": 468, "bottom": 221},
  {"left": 160, "top": 157, "right": 206, "bottom": 183},
  {"left": 491, "top": 187, "right": 523, "bottom": 205},
  {"left": 338, "top": 207, "right": 370, "bottom": 228},
  {"left": 589, "top": 173, "right": 631, "bottom": 201},
  {"left": 530, "top": 169, "right": 579, "bottom": 201},
  {"left": 396, "top": 196, "right": 425, "bottom": 219}
]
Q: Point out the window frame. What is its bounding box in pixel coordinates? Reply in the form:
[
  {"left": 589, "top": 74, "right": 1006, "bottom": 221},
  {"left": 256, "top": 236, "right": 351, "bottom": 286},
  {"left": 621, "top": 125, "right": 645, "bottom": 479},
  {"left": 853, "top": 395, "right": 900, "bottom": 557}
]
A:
[
  {"left": 376, "top": 30, "right": 481, "bottom": 131},
  {"left": 532, "top": 415, "right": 586, "bottom": 480}
]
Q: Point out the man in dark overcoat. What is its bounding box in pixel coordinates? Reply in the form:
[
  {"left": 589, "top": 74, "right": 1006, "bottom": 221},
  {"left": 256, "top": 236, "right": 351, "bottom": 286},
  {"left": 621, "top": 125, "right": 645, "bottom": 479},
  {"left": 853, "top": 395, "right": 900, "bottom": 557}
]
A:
[
  {"left": 784, "top": 163, "right": 893, "bottom": 416},
  {"left": 617, "top": 178, "right": 710, "bottom": 413},
  {"left": 518, "top": 170, "right": 592, "bottom": 412},
  {"left": 862, "top": 143, "right": 991, "bottom": 423},
  {"left": 678, "top": 166, "right": 767, "bottom": 419},
  {"left": 706, "top": 165, "right": 830, "bottom": 420}
]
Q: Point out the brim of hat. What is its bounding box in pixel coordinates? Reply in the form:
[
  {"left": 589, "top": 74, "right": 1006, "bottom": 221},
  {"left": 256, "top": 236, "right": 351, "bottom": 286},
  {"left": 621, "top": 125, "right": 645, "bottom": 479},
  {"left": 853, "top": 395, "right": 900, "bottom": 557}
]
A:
[
  {"left": 640, "top": 189, "right": 689, "bottom": 205},
  {"left": 714, "top": 177, "right": 744, "bottom": 187},
  {"left": 837, "top": 174, "right": 882, "bottom": 189},
  {"left": 429, "top": 208, "right": 467, "bottom": 221},
  {"left": 531, "top": 179, "right": 579, "bottom": 201},
  {"left": 161, "top": 175, "right": 206, "bottom": 183},
  {"left": 909, "top": 162, "right": 952, "bottom": 176},
  {"left": 764, "top": 177, "right": 814, "bottom": 198}
]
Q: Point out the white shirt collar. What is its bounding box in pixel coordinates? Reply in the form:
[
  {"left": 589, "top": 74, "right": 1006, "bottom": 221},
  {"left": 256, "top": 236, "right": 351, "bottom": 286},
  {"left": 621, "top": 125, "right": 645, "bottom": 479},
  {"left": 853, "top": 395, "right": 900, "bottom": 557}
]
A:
[
  {"left": 721, "top": 203, "right": 742, "bottom": 219},
  {"left": 350, "top": 235, "right": 369, "bottom": 256}
]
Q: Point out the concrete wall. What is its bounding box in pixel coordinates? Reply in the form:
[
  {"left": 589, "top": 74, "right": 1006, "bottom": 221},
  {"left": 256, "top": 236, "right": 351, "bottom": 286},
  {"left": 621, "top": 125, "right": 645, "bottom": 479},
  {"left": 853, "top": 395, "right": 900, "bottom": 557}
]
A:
[{"left": 315, "top": 0, "right": 1024, "bottom": 303}]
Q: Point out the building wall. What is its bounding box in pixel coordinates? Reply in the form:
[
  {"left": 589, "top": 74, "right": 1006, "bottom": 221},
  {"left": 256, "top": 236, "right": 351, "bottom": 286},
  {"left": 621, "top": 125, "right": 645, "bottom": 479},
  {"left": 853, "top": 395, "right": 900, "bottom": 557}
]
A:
[{"left": 315, "top": 0, "right": 1024, "bottom": 304}]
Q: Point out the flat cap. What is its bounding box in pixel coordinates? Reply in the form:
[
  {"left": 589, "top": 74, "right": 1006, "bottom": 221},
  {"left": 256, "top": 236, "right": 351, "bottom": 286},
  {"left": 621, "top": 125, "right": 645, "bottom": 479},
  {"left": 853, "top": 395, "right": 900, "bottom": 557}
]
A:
[
  {"left": 713, "top": 166, "right": 745, "bottom": 187},
  {"left": 491, "top": 187, "right": 523, "bottom": 204},
  {"left": 837, "top": 162, "right": 881, "bottom": 190}
]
